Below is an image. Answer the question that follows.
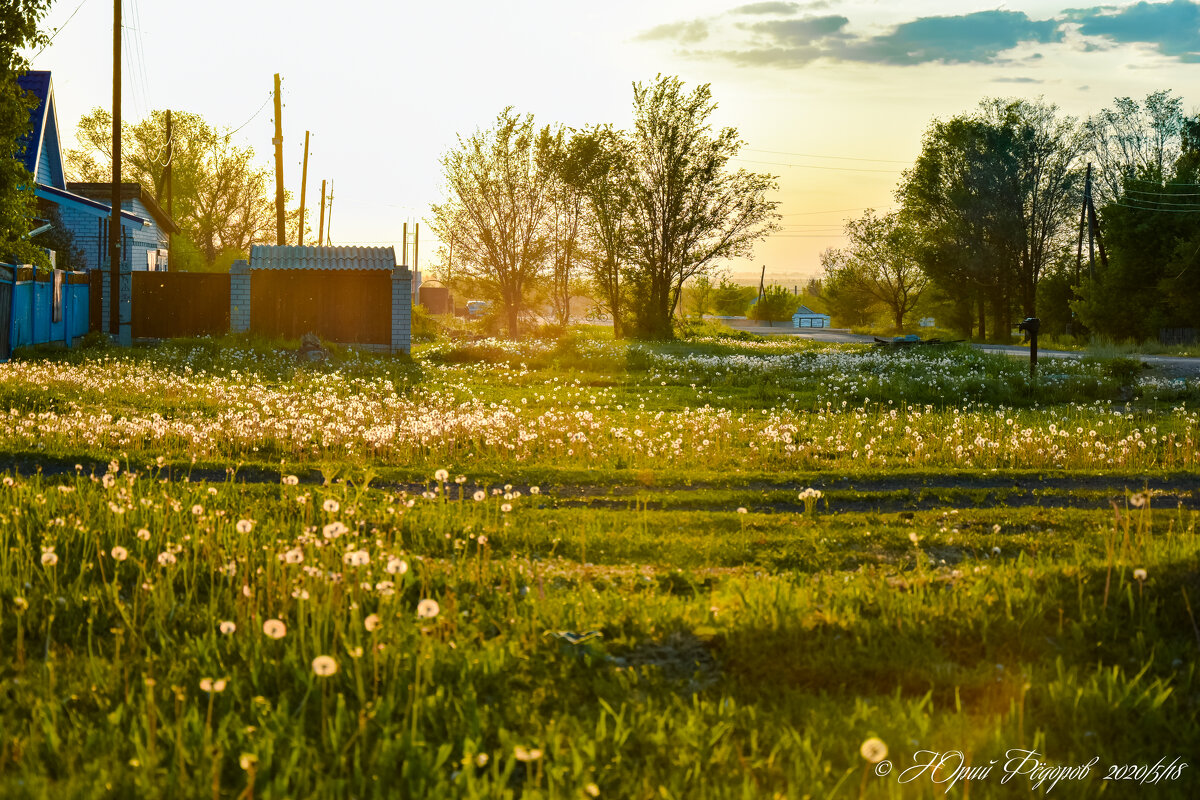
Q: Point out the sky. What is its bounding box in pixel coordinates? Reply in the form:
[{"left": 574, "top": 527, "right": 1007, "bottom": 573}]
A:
[{"left": 24, "top": 0, "right": 1200, "bottom": 285}]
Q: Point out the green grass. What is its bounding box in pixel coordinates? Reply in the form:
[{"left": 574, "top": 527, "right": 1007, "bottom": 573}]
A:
[{"left": 0, "top": 331, "right": 1198, "bottom": 798}]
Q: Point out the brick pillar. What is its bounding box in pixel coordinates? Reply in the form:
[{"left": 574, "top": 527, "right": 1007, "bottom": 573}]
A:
[
  {"left": 230, "top": 260, "right": 250, "bottom": 333},
  {"left": 391, "top": 264, "right": 411, "bottom": 354},
  {"left": 117, "top": 256, "right": 132, "bottom": 347}
]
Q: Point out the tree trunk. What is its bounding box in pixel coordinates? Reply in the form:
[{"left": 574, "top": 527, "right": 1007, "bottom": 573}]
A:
[{"left": 977, "top": 292, "right": 987, "bottom": 341}]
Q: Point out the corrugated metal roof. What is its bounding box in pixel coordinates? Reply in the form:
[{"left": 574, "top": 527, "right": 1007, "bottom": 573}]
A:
[{"left": 249, "top": 245, "right": 397, "bottom": 271}]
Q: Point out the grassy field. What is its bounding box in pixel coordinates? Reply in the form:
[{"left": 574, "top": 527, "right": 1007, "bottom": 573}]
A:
[{"left": 1, "top": 331, "right": 1198, "bottom": 798}]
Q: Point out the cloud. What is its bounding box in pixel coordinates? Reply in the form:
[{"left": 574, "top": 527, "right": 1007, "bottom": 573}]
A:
[
  {"left": 637, "top": 1, "right": 1200, "bottom": 68},
  {"left": 834, "top": 11, "right": 1063, "bottom": 65},
  {"left": 1066, "top": 0, "right": 1200, "bottom": 62},
  {"left": 635, "top": 19, "right": 710, "bottom": 44},
  {"left": 992, "top": 76, "right": 1044, "bottom": 83}
]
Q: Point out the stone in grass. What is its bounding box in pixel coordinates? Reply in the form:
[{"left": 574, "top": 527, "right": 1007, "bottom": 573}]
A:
[{"left": 299, "top": 332, "right": 329, "bottom": 362}]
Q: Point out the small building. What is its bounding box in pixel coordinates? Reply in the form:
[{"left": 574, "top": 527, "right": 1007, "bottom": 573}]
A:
[
  {"left": 792, "top": 305, "right": 831, "bottom": 328},
  {"left": 231, "top": 245, "right": 412, "bottom": 354},
  {"left": 17, "top": 71, "right": 178, "bottom": 274},
  {"left": 66, "top": 183, "right": 178, "bottom": 272}
]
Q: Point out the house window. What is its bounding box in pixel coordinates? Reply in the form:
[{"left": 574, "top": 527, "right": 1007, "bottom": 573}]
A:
[{"left": 52, "top": 269, "right": 63, "bottom": 323}]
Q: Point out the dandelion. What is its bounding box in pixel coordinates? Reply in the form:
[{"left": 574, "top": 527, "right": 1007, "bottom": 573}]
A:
[
  {"left": 322, "top": 521, "right": 349, "bottom": 539},
  {"left": 473, "top": 490, "right": 486, "bottom": 502},
  {"left": 239, "top": 753, "right": 258, "bottom": 771},
  {"left": 262, "top": 619, "right": 287, "bottom": 639},
  {"left": 284, "top": 548, "right": 304, "bottom": 564},
  {"left": 417, "top": 599, "right": 440, "bottom": 619},
  {"left": 349, "top": 646, "right": 364, "bottom": 658},
  {"left": 219, "top": 621, "right": 237, "bottom": 635},
  {"left": 236, "top": 519, "right": 255, "bottom": 534},
  {"left": 434, "top": 469, "right": 449, "bottom": 482},
  {"left": 530, "top": 486, "right": 540, "bottom": 495},
  {"left": 908, "top": 531, "right": 920, "bottom": 544},
  {"left": 1130, "top": 492, "right": 1148, "bottom": 508},
  {"left": 736, "top": 507, "right": 748, "bottom": 514},
  {"left": 513, "top": 746, "right": 543, "bottom": 762},
  {"left": 13, "top": 596, "right": 28, "bottom": 611},
  {"left": 157, "top": 552, "right": 176, "bottom": 566},
  {"left": 101, "top": 474, "right": 116, "bottom": 489},
  {"left": 137, "top": 528, "right": 151, "bottom": 541},
  {"left": 992, "top": 523, "right": 1001, "bottom": 534},
  {"left": 199, "top": 677, "right": 227, "bottom": 693},
  {"left": 386, "top": 557, "right": 408, "bottom": 575},
  {"left": 860, "top": 737, "right": 888, "bottom": 764},
  {"left": 475, "top": 753, "right": 490, "bottom": 767},
  {"left": 500, "top": 503, "right": 512, "bottom": 513},
  {"left": 585, "top": 784, "right": 600, "bottom": 797},
  {"left": 111, "top": 546, "right": 128, "bottom": 561},
  {"left": 364, "top": 613, "right": 381, "bottom": 632},
  {"left": 41, "top": 550, "right": 58, "bottom": 567},
  {"left": 191, "top": 504, "right": 204, "bottom": 516},
  {"left": 1133, "top": 568, "right": 1147, "bottom": 581},
  {"left": 323, "top": 498, "right": 340, "bottom": 513},
  {"left": 991, "top": 546, "right": 1002, "bottom": 556},
  {"left": 476, "top": 535, "right": 488, "bottom": 546},
  {"left": 311, "top": 655, "right": 338, "bottom": 677},
  {"left": 343, "top": 550, "right": 370, "bottom": 567},
  {"left": 455, "top": 475, "right": 467, "bottom": 484},
  {"left": 282, "top": 475, "right": 299, "bottom": 486}
]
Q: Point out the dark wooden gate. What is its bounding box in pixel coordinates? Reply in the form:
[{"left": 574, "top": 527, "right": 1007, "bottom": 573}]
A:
[
  {"left": 250, "top": 270, "right": 390, "bottom": 344},
  {"left": 132, "top": 272, "right": 230, "bottom": 338}
]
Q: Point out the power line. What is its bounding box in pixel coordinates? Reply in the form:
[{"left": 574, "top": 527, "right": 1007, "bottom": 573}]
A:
[
  {"left": 780, "top": 207, "right": 872, "bottom": 217},
  {"left": 228, "top": 94, "right": 271, "bottom": 138},
  {"left": 1111, "top": 201, "right": 1200, "bottom": 213},
  {"left": 33, "top": 0, "right": 89, "bottom": 58},
  {"left": 745, "top": 148, "right": 909, "bottom": 164}
]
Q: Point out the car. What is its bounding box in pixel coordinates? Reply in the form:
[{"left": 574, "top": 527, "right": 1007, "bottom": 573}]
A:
[{"left": 466, "top": 300, "right": 490, "bottom": 317}]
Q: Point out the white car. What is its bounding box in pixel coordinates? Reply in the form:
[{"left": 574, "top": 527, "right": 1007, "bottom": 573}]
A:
[{"left": 466, "top": 300, "right": 490, "bottom": 317}]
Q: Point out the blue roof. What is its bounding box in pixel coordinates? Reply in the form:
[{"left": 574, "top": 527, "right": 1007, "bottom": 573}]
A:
[
  {"left": 249, "top": 245, "right": 397, "bottom": 270},
  {"left": 16, "top": 70, "right": 51, "bottom": 176}
]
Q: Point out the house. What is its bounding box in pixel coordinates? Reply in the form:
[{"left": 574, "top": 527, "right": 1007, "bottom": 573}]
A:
[
  {"left": 17, "top": 70, "right": 178, "bottom": 272},
  {"left": 792, "top": 305, "right": 832, "bottom": 329}
]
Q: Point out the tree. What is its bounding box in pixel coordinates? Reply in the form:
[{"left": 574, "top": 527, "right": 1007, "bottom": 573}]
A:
[
  {"left": 567, "top": 126, "right": 633, "bottom": 338},
  {"left": 624, "top": 76, "right": 779, "bottom": 339},
  {"left": 0, "top": 0, "right": 53, "bottom": 268},
  {"left": 901, "top": 99, "right": 1082, "bottom": 339},
  {"left": 820, "top": 248, "right": 882, "bottom": 328},
  {"left": 1085, "top": 91, "right": 1186, "bottom": 203},
  {"left": 687, "top": 273, "right": 716, "bottom": 317},
  {"left": 711, "top": 274, "right": 756, "bottom": 316},
  {"left": 540, "top": 128, "right": 588, "bottom": 328},
  {"left": 822, "top": 209, "right": 928, "bottom": 332},
  {"left": 431, "top": 109, "right": 556, "bottom": 338},
  {"left": 748, "top": 284, "right": 798, "bottom": 327},
  {"left": 66, "top": 108, "right": 304, "bottom": 269}
]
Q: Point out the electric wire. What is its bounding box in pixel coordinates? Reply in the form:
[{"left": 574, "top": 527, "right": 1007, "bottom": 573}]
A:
[
  {"left": 33, "top": 0, "right": 89, "bottom": 58},
  {"left": 744, "top": 148, "right": 910, "bottom": 164}
]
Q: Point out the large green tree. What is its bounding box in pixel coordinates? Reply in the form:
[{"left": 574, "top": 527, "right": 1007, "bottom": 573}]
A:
[
  {"left": 624, "top": 76, "right": 779, "bottom": 339},
  {"left": 66, "top": 108, "right": 302, "bottom": 269},
  {"left": 901, "top": 99, "right": 1082, "bottom": 339},
  {"left": 0, "top": 0, "right": 53, "bottom": 268}
]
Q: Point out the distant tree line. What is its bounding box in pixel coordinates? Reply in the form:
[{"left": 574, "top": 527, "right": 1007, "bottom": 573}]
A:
[
  {"left": 431, "top": 76, "right": 780, "bottom": 339},
  {"left": 820, "top": 91, "right": 1200, "bottom": 342}
]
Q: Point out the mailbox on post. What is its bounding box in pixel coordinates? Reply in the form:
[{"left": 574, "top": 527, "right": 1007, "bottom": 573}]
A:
[{"left": 1018, "top": 317, "right": 1040, "bottom": 377}]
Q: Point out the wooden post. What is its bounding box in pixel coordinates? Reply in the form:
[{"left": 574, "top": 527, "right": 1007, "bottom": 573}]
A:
[
  {"left": 273, "top": 73, "right": 284, "bottom": 246},
  {"left": 298, "top": 130, "right": 309, "bottom": 245},
  {"left": 318, "top": 179, "right": 326, "bottom": 247},
  {"left": 109, "top": 0, "right": 121, "bottom": 335}
]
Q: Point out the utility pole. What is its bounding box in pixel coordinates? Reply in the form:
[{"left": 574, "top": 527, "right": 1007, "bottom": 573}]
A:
[
  {"left": 273, "top": 73, "right": 284, "bottom": 246},
  {"left": 402, "top": 222, "right": 408, "bottom": 264},
  {"left": 1075, "top": 163, "right": 1090, "bottom": 285},
  {"left": 109, "top": 0, "right": 121, "bottom": 336},
  {"left": 298, "top": 131, "right": 309, "bottom": 245},
  {"left": 413, "top": 223, "right": 419, "bottom": 271},
  {"left": 325, "top": 181, "right": 334, "bottom": 245},
  {"left": 318, "top": 179, "right": 326, "bottom": 246}
]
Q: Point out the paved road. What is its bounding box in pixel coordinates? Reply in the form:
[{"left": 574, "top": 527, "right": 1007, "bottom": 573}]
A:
[{"left": 719, "top": 322, "right": 1200, "bottom": 375}]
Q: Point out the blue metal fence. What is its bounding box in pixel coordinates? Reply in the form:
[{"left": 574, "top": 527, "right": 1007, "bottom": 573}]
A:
[{"left": 1, "top": 264, "right": 90, "bottom": 360}]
